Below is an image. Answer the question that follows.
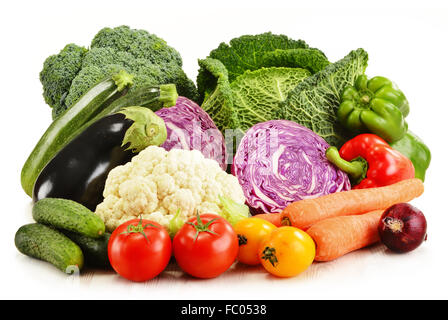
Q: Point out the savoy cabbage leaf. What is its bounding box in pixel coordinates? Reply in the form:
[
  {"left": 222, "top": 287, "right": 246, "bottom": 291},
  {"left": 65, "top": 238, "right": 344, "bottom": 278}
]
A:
[
  {"left": 200, "top": 58, "right": 311, "bottom": 133},
  {"left": 260, "top": 48, "right": 330, "bottom": 74},
  {"left": 279, "top": 48, "right": 369, "bottom": 147},
  {"left": 197, "top": 32, "right": 327, "bottom": 103},
  {"left": 230, "top": 67, "right": 310, "bottom": 131},
  {"left": 197, "top": 33, "right": 329, "bottom": 133},
  {"left": 198, "top": 58, "right": 237, "bottom": 132}
]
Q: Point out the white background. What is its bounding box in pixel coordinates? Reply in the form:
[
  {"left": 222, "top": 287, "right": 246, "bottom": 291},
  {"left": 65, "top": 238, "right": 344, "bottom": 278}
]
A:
[{"left": 1, "top": 0, "right": 448, "bottom": 300}]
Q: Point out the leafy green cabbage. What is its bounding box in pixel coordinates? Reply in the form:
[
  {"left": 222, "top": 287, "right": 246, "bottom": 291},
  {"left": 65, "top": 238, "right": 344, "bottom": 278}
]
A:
[
  {"left": 197, "top": 33, "right": 329, "bottom": 134},
  {"left": 280, "top": 48, "right": 369, "bottom": 147},
  {"left": 198, "top": 33, "right": 368, "bottom": 148},
  {"left": 219, "top": 196, "right": 250, "bottom": 226}
]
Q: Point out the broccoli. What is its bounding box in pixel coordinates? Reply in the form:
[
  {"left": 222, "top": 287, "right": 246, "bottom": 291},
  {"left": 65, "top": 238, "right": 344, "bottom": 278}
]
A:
[
  {"left": 39, "top": 44, "right": 87, "bottom": 115},
  {"left": 40, "top": 26, "right": 198, "bottom": 119},
  {"left": 90, "top": 26, "right": 183, "bottom": 67}
]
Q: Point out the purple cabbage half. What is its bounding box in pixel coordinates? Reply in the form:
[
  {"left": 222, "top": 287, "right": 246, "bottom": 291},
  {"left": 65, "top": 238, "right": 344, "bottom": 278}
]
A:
[
  {"left": 232, "top": 120, "right": 351, "bottom": 213},
  {"left": 155, "top": 96, "right": 227, "bottom": 170}
]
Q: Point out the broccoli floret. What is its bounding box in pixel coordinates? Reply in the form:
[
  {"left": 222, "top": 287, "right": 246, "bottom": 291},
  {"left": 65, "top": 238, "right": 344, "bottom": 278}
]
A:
[
  {"left": 90, "top": 26, "right": 183, "bottom": 67},
  {"left": 39, "top": 44, "right": 87, "bottom": 113},
  {"left": 61, "top": 65, "right": 111, "bottom": 114},
  {"left": 41, "top": 26, "right": 198, "bottom": 119}
]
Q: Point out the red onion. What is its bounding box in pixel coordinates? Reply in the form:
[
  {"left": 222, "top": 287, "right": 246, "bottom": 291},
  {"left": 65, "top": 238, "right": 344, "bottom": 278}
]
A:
[{"left": 378, "top": 203, "right": 427, "bottom": 253}]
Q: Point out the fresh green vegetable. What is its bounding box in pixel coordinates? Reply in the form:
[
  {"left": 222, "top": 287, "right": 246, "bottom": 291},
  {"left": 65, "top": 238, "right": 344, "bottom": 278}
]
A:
[
  {"left": 390, "top": 131, "right": 431, "bottom": 181},
  {"left": 39, "top": 44, "right": 88, "bottom": 115},
  {"left": 21, "top": 70, "right": 133, "bottom": 197},
  {"left": 198, "top": 33, "right": 326, "bottom": 96},
  {"left": 201, "top": 63, "right": 311, "bottom": 133},
  {"left": 219, "top": 196, "right": 250, "bottom": 226},
  {"left": 168, "top": 209, "right": 184, "bottom": 238},
  {"left": 280, "top": 48, "right": 369, "bottom": 147},
  {"left": 119, "top": 106, "right": 168, "bottom": 152},
  {"left": 231, "top": 67, "right": 311, "bottom": 131},
  {"left": 337, "top": 75, "right": 409, "bottom": 142},
  {"left": 100, "top": 84, "right": 178, "bottom": 115},
  {"left": 197, "top": 33, "right": 329, "bottom": 132},
  {"left": 260, "top": 48, "right": 330, "bottom": 74},
  {"left": 63, "top": 231, "right": 111, "bottom": 269},
  {"left": 41, "top": 26, "right": 197, "bottom": 118},
  {"left": 32, "top": 198, "right": 105, "bottom": 238},
  {"left": 15, "top": 223, "right": 84, "bottom": 273}
]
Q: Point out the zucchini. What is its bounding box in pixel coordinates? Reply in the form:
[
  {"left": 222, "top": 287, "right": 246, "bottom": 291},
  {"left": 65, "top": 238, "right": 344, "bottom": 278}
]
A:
[
  {"left": 75, "top": 83, "right": 178, "bottom": 136},
  {"left": 21, "top": 70, "right": 133, "bottom": 197},
  {"left": 63, "top": 231, "right": 111, "bottom": 269},
  {"left": 32, "top": 198, "right": 105, "bottom": 238},
  {"left": 15, "top": 223, "right": 84, "bottom": 273},
  {"left": 106, "top": 83, "right": 178, "bottom": 111}
]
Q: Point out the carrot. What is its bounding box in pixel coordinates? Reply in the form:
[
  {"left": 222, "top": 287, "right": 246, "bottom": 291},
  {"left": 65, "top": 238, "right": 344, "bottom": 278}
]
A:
[
  {"left": 252, "top": 213, "right": 282, "bottom": 227},
  {"left": 281, "top": 178, "right": 424, "bottom": 230},
  {"left": 307, "top": 210, "right": 384, "bottom": 262}
]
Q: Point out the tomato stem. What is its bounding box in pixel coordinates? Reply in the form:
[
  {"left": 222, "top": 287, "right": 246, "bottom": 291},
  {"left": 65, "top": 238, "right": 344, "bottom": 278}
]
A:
[
  {"left": 120, "top": 216, "right": 159, "bottom": 243},
  {"left": 186, "top": 211, "right": 219, "bottom": 241},
  {"left": 238, "top": 234, "right": 248, "bottom": 246},
  {"left": 261, "top": 246, "right": 278, "bottom": 267}
]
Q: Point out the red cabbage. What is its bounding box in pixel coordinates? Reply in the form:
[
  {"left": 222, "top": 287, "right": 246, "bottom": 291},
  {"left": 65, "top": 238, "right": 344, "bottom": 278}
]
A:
[
  {"left": 155, "top": 97, "right": 227, "bottom": 170},
  {"left": 233, "top": 120, "right": 350, "bottom": 213}
]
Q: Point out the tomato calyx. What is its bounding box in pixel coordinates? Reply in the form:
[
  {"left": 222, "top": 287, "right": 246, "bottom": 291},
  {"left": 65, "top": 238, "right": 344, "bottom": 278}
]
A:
[
  {"left": 186, "top": 212, "right": 219, "bottom": 241},
  {"left": 120, "top": 216, "right": 159, "bottom": 243},
  {"left": 237, "top": 234, "right": 248, "bottom": 246},
  {"left": 261, "top": 246, "right": 278, "bottom": 267}
]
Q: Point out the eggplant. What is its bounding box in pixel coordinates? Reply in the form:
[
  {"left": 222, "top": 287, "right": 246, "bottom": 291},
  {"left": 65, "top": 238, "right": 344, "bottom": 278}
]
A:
[{"left": 33, "top": 107, "right": 167, "bottom": 211}]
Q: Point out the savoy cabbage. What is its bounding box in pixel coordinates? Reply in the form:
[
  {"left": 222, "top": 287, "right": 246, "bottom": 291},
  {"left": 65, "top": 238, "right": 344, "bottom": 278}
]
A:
[
  {"left": 198, "top": 33, "right": 368, "bottom": 147},
  {"left": 197, "top": 33, "right": 328, "bottom": 133},
  {"left": 280, "top": 48, "right": 369, "bottom": 147}
]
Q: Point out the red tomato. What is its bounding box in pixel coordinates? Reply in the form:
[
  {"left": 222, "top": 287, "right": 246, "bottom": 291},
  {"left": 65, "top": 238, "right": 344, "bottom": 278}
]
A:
[
  {"left": 108, "top": 218, "right": 172, "bottom": 282},
  {"left": 173, "top": 213, "right": 238, "bottom": 279}
]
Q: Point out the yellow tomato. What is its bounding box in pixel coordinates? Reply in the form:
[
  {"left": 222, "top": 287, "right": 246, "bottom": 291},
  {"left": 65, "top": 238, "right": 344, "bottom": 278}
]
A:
[
  {"left": 258, "top": 226, "right": 315, "bottom": 278},
  {"left": 234, "top": 218, "right": 277, "bottom": 265}
]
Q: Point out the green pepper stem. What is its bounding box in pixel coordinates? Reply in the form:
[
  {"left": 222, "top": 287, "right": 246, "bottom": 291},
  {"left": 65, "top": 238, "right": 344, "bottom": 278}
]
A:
[
  {"left": 326, "top": 147, "right": 368, "bottom": 185},
  {"left": 360, "top": 94, "right": 370, "bottom": 104}
]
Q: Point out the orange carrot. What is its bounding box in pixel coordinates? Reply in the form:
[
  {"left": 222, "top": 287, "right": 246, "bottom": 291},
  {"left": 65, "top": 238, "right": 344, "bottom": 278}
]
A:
[
  {"left": 252, "top": 213, "right": 282, "bottom": 227},
  {"left": 307, "top": 210, "right": 384, "bottom": 262},
  {"left": 281, "top": 178, "right": 424, "bottom": 230}
]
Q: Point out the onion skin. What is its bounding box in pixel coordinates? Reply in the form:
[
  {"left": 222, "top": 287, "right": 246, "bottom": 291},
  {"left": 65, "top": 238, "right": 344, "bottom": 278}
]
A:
[{"left": 378, "top": 203, "right": 427, "bottom": 253}]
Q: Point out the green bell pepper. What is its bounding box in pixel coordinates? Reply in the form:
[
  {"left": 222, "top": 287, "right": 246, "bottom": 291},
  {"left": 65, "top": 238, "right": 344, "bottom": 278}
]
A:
[
  {"left": 338, "top": 75, "right": 409, "bottom": 142},
  {"left": 390, "top": 131, "right": 431, "bottom": 181}
]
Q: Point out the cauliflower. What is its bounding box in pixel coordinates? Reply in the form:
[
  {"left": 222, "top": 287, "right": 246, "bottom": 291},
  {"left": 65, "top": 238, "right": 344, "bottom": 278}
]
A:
[{"left": 95, "top": 146, "right": 246, "bottom": 231}]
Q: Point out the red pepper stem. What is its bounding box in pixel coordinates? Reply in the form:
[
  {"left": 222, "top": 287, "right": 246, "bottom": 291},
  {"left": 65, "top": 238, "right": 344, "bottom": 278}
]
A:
[{"left": 326, "top": 147, "right": 368, "bottom": 185}]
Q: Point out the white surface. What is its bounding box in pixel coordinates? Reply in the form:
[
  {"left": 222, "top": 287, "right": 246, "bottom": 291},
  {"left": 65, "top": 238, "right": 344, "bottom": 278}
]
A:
[{"left": 1, "top": 0, "right": 448, "bottom": 300}]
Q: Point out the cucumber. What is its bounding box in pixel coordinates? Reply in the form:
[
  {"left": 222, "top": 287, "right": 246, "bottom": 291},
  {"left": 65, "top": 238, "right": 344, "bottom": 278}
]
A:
[
  {"left": 21, "top": 70, "right": 133, "bottom": 197},
  {"left": 63, "top": 231, "right": 111, "bottom": 269},
  {"left": 32, "top": 198, "right": 105, "bottom": 238},
  {"left": 15, "top": 223, "right": 84, "bottom": 273}
]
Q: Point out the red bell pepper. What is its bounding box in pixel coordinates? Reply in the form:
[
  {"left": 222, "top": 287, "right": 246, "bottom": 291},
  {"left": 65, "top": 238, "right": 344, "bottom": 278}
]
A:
[{"left": 326, "top": 134, "right": 415, "bottom": 189}]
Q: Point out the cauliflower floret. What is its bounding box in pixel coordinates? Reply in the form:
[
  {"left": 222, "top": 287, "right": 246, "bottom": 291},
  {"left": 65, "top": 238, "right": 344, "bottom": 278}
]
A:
[{"left": 95, "top": 146, "right": 246, "bottom": 231}]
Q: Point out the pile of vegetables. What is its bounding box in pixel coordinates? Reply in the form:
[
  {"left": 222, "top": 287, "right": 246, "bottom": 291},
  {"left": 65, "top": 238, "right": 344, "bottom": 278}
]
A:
[{"left": 15, "top": 27, "right": 431, "bottom": 282}]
